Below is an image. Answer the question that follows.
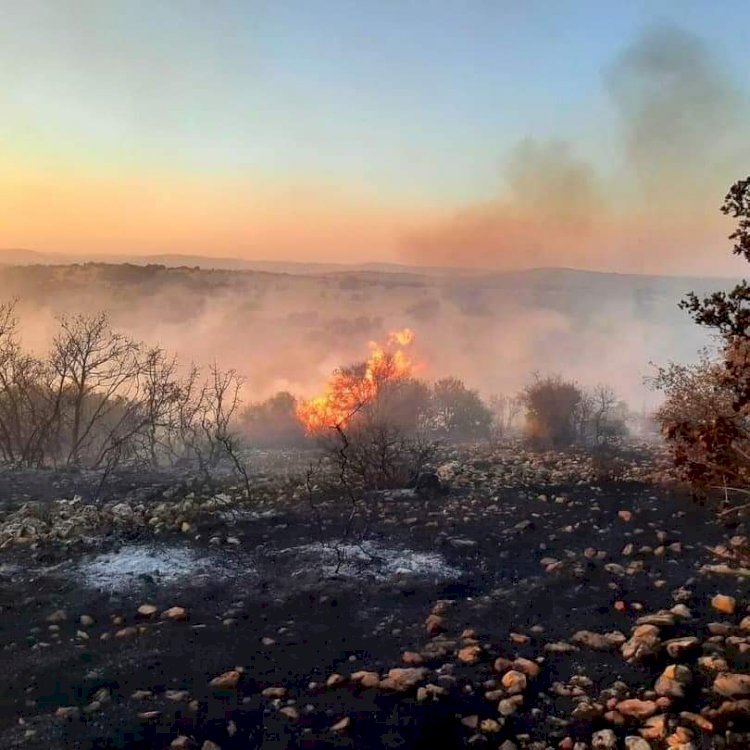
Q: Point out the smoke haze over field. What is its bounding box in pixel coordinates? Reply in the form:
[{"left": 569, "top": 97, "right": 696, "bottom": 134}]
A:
[{"left": 0, "top": 264, "right": 724, "bottom": 411}]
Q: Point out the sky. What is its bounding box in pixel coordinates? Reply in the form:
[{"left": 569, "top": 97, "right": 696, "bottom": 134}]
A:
[{"left": 0, "top": 0, "right": 748, "bottom": 275}]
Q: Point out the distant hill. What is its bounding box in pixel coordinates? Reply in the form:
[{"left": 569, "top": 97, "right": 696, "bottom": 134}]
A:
[
  {"left": 0, "top": 248, "right": 472, "bottom": 276},
  {"left": 4, "top": 248, "right": 737, "bottom": 284}
]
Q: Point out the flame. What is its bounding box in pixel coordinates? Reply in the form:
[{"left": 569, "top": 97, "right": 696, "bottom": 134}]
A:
[
  {"left": 297, "top": 328, "right": 416, "bottom": 433},
  {"left": 388, "top": 328, "right": 414, "bottom": 347}
]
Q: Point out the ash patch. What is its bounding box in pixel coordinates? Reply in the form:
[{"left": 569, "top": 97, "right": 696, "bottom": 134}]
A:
[
  {"left": 276, "top": 541, "right": 462, "bottom": 581},
  {"left": 0, "top": 562, "right": 21, "bottom": 577},
  {"left": 75, "top": 543, "right": 239, "bottom": 593}
]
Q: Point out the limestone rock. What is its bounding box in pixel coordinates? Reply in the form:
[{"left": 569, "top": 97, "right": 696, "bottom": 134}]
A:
[{"left": 713, "top": 672, "right": 750, "bottom": 698}]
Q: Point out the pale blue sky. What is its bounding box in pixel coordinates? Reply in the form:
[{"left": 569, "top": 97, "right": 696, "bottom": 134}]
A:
[{"left": 1, "top": 0, "right": 746, "bottom": 204}]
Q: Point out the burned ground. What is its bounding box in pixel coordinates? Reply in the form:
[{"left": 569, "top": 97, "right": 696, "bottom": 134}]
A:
[{"left": 0, "top": 446, "right": 749, "bottom": 749}]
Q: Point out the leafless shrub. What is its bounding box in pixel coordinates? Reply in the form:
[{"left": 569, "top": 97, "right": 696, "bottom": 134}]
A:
[
  {"left": 520, "top": 374, "right": 628, "bottom": 448},
  {"left": 0, "top": 303, "right": 252, "bottom": 491},
  {"left": 577, "top": 384, "right": 629, "bottom": 445},
  {"left": 316, "top": 369, "right": 436, "bottom": 491},
  {"left": 488, "top": 393, "right": 523, "bottom": 442}
]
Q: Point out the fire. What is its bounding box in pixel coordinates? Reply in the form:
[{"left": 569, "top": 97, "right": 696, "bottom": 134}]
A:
[{"left": 297, "top": 328, "right": 416, "bottom": 432}]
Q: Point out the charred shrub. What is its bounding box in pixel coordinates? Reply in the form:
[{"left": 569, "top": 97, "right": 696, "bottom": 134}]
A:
[
  {"left": 0, "top": 304, "right": 250, "bottom": 489},
  {"left": 591, "top": 444, "right": 627, "bottom": 482},
  {"left": 325, "top": 417, "right": 436, "bottom": 491},
  {"left": 487, "top": 393, "right": 523, "bottom": 441},
  {"left": 520, "top": 375, "right": 628, "bottom": 448},
  {"left": 428, "top": 377, "right": 492, "bottom": 441},
  {"left": 576, "top": 384, "right": 629, "bottom": 446},
  {"left": 238, "top": 391, "right": 307, "bottom": 448},
  {"left": 319, "top": 375, "right": 436, "bottom": 491},
  {"left": 521, "top": 374, "right": 582, "bottom": 447},
  {"left": 651, "top": 353, "right": 738, "bottom": 490},
  {"left": 654, "top": 177, "right": 750, "bottom": 505}
]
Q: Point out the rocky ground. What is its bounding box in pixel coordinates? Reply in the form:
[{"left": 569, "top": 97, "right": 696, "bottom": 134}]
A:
[{"left": 1, "top": 444, "right": 750, "bottom": 749}]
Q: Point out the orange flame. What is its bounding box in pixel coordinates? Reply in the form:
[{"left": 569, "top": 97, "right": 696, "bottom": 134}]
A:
[{"left": 297, "top": 328, "right": 416, "bottom": 433}]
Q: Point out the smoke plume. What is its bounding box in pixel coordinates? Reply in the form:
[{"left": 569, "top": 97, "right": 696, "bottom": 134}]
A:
[{"left": 404, "top": 25, "right": 750, "bottom": 275}]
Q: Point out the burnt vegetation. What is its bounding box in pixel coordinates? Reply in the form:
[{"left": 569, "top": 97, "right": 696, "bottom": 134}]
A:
[
  {"left": 7, "top": 180, "right": 750, "bottom": 750},
  {"left": 0, "top": 295, "right": 634, "bottom": 489},
  {"left": 0, "top": 304, "right": 249, "bottom": 497},
  {"left": 654, "top": 176, "right": 750, "bottom": 511}
]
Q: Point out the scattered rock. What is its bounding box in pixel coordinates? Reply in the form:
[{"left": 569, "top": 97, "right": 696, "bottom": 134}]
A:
[
  {"left": 209, "top": 670, "right": 241, "bottom": 690},
  {"left": 640, "top": 714, "right": 667, "bottom": 741},
  {"left": 330, "top": 716, "right": 350, "bottom": 732},
  {"left": 379, "top": 667, "right": 428, "bottom": 692},
  {"left": 664, "top": 637, "right": 699, "bottom": 658},
  {"left": 501, "top": 670, "right": 527, "bottom": 695},
  {"left": 457, "top": 645, "right": 482, "bottom": 664},
  {"left": 55, "top": 706, "right": 79, "bottom": 720},
  {"left": 46, "top": 610, "right": 67, "bottom": 624},
  {"left": 624, "top": 737, "right": 652, "bottom": 750},
  {"left": 161, "top": 606, "right": 187, "bottom": 621},
  {"left": 571, "top": 630, "right": 626, "bottom": 650},
  {"left": 350, "top": 671, "right": 380, "bottom": 688},
  {"left": 616, "top": 699, "right": 658, "bottom": 721},
  {"left": 261, "top": 687, "right": 287, "bottom": 699},
  {"left": 621, "top": 624, "right": 661, "bottom": 662},
  {"left": 402, "top": 651, "right": 424, "bottom": 666},
  {"left": 711, "top": 594, "right": 737, "bottom": 615},
  {"left": 591, "top": 729, "right": 617, "bottom": 749},
  {"left": 326, "top": 673, "right": 346, "bottom": 688},
  {"left": 425, "top": 614, "right": 444, "bottom": 636},
  {"left": 713, "top": 672, "right": 750, "bottom": 698},
  {"left": 655, "top": 664, "right": 692, "bottom": 699}
]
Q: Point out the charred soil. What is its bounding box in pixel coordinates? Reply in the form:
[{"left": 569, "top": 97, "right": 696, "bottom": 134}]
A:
[{"left": 0, "top": 446, "right": 748, "bottom": 749}]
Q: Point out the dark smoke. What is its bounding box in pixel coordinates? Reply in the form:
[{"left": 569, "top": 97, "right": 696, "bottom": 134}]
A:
[
  {"left": 403, "top": 25, "right": 749, "bottom": 274},
  {"left": 607, "top": 24, "right": 745, "bottom": 210}
]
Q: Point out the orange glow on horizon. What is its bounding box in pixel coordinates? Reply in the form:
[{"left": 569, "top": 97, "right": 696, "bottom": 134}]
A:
[
  {"left": 0, "top": 165, "right": 427, "bottom": 262},
  {"left": 0, "top": 162, "right": 742, "bottom": 276}
]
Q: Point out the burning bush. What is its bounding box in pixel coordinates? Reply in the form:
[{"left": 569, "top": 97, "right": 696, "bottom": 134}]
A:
[
  {"left": 297, "top": 329, "right": 436, "bottom": 489},
  {"left": 296, "top": 329, "right": 416, "bottom": 434}
]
